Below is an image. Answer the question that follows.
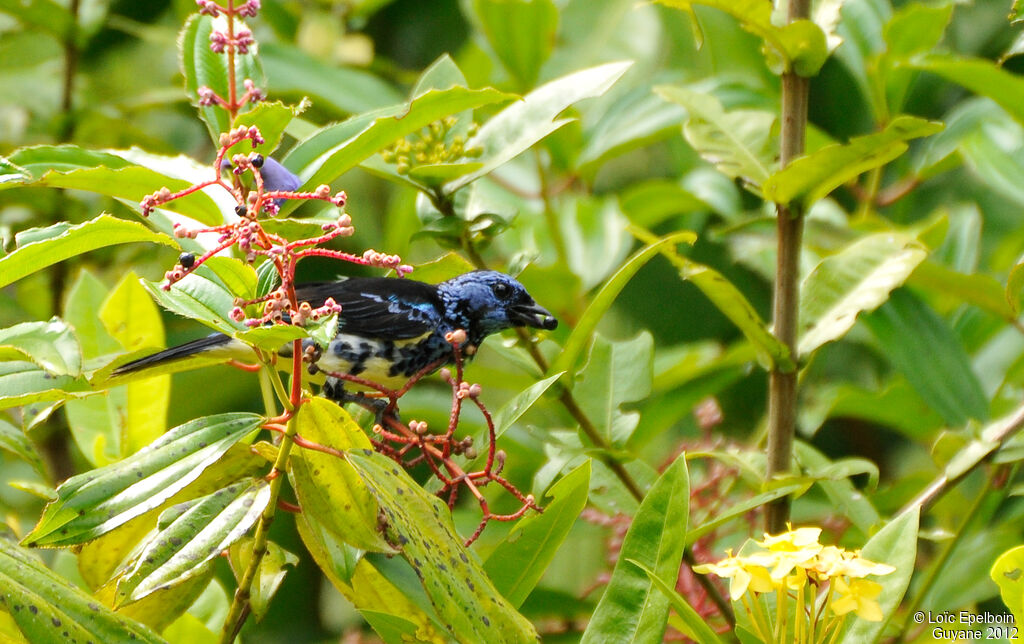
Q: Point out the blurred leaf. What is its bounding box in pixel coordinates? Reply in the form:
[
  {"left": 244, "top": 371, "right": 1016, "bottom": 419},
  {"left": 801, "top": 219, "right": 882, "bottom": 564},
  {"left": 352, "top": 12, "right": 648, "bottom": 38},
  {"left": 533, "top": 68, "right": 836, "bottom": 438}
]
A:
[
  {"left": 655, "top": 0, "right": 828, "bottom": 75},
  {"left": 654, "top": 86, "right": 776, "bottom": 193},
  {"left": 446, "top": 61, "right": 633, "bottom": 193},
  {"left": 686, "top": 482, "right": 808, "bottom": 545},
  {"left": 618, "top": 180, "right": 708, "bottom": 228},
  {"left": 348, "top": 449, "right": 537, "bottom": 642},
  {"left": 837, "top": 508, "right": 919, "bottom": 644},
  {"left": 549, "top": 230, "right": 695, "bottom": 380},
  {"left": 286, "top": 86, "right": 514, "bottom": 195},
  {"left": 484, "top": 460, "right": 590, "bottom": 607},
  {"left": 581, "top": 454, "right": 688, "bottom": 643},
  {"left": 0, "top": 361, "right": 93, "bottom": 411},
  {"left": 260, "top": 41, "right": 403, "bottom": 115},
  {"left": 0, "top": 417, "right": 45, "bottom": 476},
  {"left": 575, "top": 333, "right": 653, "bottom": 446},
  {"left": 22, "top": 413, "right": 263, "bottom": 547},
  {"left": 628, "top": 559, "right": 726, "bottom": 644},
  {"left": 289, "top": 398, "right": 393, "bottom": 553},
  {"left": 794, "top": 442, "right": 880, "bottom": 535},
  {"left": 1012, "top": 0, "right": 1024, "bottom": 25},
  {"left": 578, "top": 87, "right": 687, "bottom": 176},
  {"left": 179, "top": 14, "right": 264, "bottom": 143},
  {"left": 472, "top": 0, "right": 558, "bottom": 88},
  {"left": 912, "top": 54, "right": 1024, "bottom": 127},
  {"left": 115, "top": 479, "right": 270, "bottom": 604},
  {"left": 0, "top": 319, "right": 81, "bottom": 376},
  {"left": 910, "top": 261, "right": 1012, "bottom": 319},
  {"left": 799, "top": 232, "right": 928, "bottom": 357},
  {"left": 959, "top": 127, "right": 1024, "bottom": 208},
  {"left": 863, "top": 289, "right": 988, "bottom": 427},
  {"left": 0, "top": 215, "right": 176, "bottom": 290},
  {"left": 635, "top": 227, "right": 794, "bottom": 371},
  {"left": 227, "top": 538, "right": 298, "bottom": 622},
  {"left": 0, "top": 532, "right": 163, "bottom": 644},
  {"left": 561, "top": 196, "right": 632, "bottom": 289},
  {"left": 991, "top": 545, "right": 1024, "bottom": 626},
  {"left": 0, "top": 146, "right": 223, "bottom": 224},
  {"left": 0, "top": 0, "right": 72, "bottom": 39},
  {"left": 763, "top": 116, "right": 943, "bottom": 207},
  {"left": 100, "top": 272, "right": 169, "bottom": 455}
]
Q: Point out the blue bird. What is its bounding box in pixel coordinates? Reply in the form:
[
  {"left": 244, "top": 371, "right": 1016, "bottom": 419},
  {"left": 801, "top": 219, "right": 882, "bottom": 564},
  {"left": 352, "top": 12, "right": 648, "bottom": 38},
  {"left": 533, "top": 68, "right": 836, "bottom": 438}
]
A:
[{"left": 113, "top": 271, "right": 557, "bottom": 397}]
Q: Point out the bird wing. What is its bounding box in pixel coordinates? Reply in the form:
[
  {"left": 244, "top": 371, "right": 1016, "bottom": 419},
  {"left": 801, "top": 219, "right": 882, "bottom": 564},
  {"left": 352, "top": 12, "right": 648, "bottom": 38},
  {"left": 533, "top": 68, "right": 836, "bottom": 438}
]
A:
[{"left": 294, "top": 277, "right": 442, "bottom": 340}]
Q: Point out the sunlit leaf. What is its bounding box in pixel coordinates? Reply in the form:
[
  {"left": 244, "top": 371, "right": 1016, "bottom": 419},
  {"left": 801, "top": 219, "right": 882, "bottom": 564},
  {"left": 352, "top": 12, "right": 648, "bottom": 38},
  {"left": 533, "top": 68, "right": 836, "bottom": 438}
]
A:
[
  {"left": 763, "top": 116, "right": 943, "bottom": 207},
  {"left": 991, "top": 545, "right": 1024, "bottom": 626},
  {"left": 0, "top": 319, "right": 81, "bottom": 376},
  {"left": 0, "top": 215, "right": 176, "bottom": 290},
  {"left": 799, "top": 232, "right": 928, "bottom": 357},
  {"left": 115, "top": 479, "right": 271, "bottom": 604},
  {"left": 22, "top": 413, "right": 263, "bottom": 547}
]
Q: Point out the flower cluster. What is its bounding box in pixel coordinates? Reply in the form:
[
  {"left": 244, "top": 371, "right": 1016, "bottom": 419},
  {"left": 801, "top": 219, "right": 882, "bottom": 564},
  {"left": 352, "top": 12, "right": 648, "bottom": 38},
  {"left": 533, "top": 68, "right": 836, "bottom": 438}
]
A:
[
  {"left": 381, "top": 116, "right": 482, "bottom": 176},
  {"left": 694, "top": 526, "right": 895, "bottom": 643}
]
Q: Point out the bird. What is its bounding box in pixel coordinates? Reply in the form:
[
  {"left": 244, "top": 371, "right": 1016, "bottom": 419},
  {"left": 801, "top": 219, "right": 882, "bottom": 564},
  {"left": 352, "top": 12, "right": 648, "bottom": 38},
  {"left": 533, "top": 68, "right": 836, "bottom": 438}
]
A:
[{"left": 112, "top": 270, "right": 558, "bottom": 400}]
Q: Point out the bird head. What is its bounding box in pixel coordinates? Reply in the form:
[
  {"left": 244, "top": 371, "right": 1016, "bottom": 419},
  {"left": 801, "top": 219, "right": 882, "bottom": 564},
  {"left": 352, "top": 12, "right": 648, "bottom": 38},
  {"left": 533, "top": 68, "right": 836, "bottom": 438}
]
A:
[{"left": 438, "top": 271, "right": 558, "bottom": 345}]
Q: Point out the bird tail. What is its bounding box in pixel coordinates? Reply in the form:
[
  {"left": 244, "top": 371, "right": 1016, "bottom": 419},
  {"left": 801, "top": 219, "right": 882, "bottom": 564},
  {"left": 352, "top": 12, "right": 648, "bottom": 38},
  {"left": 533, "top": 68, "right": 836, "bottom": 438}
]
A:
[{"left": 112, "top": 333, "right": 240, "bottom": 376}]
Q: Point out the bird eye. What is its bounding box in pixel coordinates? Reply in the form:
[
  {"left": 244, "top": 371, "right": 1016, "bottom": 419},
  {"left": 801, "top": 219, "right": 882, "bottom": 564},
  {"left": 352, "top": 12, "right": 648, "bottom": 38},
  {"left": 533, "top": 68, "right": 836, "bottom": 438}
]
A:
[{"left": 491, "top": 282, "right": 512, "bottom": 299}]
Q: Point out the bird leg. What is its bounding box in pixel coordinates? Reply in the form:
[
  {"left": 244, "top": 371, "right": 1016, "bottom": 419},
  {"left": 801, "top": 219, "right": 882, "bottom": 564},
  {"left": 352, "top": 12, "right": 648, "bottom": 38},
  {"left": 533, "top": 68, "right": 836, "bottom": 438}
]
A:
[{"left": 322, "top": 377, "right": 396, "bottom": 426}]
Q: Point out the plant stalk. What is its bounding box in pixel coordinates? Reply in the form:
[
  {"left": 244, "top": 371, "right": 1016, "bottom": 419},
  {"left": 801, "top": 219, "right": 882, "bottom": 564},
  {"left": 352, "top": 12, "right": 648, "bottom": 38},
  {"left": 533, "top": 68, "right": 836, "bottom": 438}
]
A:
[{"left": 766, "top": 0, "right": 811, "bottom": 534}]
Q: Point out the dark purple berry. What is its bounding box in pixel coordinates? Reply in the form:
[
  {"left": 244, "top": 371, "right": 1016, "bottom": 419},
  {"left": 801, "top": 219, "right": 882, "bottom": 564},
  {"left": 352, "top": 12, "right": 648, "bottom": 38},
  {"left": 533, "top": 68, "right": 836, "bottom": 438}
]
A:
[
  {"left": 178, "top": 252, "right": 196, "bottom": 269},
  {"left": 251, "top": 154, "right": 264, "bottom": 168},
  {"left": 235, "top": 204, "right": 247, "bottom": 217}
]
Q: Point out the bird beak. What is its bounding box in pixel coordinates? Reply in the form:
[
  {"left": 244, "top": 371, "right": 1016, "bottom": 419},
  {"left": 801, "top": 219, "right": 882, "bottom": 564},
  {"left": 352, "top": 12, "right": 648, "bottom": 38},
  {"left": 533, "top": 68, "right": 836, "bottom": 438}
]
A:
[{"left": 510, "top": 302, "right": 558, "bottom": 330}]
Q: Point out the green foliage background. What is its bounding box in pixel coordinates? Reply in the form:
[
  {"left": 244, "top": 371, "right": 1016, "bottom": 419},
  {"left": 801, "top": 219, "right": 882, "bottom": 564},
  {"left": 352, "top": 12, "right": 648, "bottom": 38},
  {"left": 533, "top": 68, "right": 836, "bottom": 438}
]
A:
[{"left": 3, "top": 0, "right": 1024, "bottom": 642}]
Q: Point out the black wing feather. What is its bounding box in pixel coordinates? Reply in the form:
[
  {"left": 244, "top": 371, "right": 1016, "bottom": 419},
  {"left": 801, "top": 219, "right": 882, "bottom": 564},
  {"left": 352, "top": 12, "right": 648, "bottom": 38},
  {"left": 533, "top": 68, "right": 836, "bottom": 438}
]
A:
[{"left": 294, "top": 277, "right": 442, "bottom": 340}]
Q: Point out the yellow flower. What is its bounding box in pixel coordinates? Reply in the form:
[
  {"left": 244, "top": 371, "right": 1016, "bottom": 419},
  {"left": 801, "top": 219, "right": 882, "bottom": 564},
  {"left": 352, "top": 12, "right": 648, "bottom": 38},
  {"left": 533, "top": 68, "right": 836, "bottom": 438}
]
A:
[
  {"left": 837, "top": 550, "right": 896, "bottom": 578},
  {"left": 693, "top": 551, "right": 777, "bottom": 600},
  {"left": 756, "top": 526, "right": 823, "bottom": 580},
  {"left": 830, "top": 577, "right": 884, "bottom": 621}
]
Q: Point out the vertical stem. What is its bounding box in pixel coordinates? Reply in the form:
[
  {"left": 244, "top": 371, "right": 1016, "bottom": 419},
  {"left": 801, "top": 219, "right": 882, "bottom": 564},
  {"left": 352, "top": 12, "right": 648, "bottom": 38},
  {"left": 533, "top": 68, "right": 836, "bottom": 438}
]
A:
[
  {"left": 765, "top": 0, "right": 811, "bottom": 534},
  {"left": 226, "top": 0, "right": 238, "bottom": 117}
]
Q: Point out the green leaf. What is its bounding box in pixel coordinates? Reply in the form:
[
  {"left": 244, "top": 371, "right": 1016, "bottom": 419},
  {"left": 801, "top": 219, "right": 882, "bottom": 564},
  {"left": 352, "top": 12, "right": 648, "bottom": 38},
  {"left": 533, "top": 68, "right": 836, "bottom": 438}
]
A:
[
  {"left": 686, "top": 481, "right": 808, "bottom": 545},
  {"left": 0, "top": 145, "right": 223, "bottom": 225},
  {"left": 484, "top": 460, "right": 590, "bottom": 607},
  {"left": 289, "top": 398, "right": 394, "bottom": 553},
  {"left": 837, "top": 508, "right": 919, "bottom": 644},
  {"left": 654, "top": 86, "right": 775, "bottom": 193},
  {"left": 0, "top": 0, "right": 72, "bottom": 39},
  {"left": 911, "top": 54, "right": 1024, "bottom": 127},
  {"left": 492, "top": 372, "right": 563, "bottom": 438},
  {"left": 548, "top": 230, "right": 696, "bottom": 380},
  {"left": 179, "top": 14, "right": 264, "bottom": 143},
  {"left": 100, "top": 272, "right": 170, "bottom": 456},
  {"left": 0, "top": 417, "right": 45, "bottom": 476},
  {"left": 910, "top": 260, "right": 1014, "bottom": 320},
  {"left": 581, "top": 454, "right": 689, "bottom": 643},
  {"left": 142, "top": 264, "right": 247, "bottom": 337},
  {"left": 799, "top": 232, "right": 928, "bottom": 357},
  {"left": 635, "top": 227, "right": 794, "bottom": 371},
  {"left": 991, "top": 545, "right": 1024, "bottom": 625},
  {"left": 230, "top": 101, "right": 300, "bottom": 157},
  {"left": 348, "top": 449, "right": 537, "bottom": 643},
  {"left": 22, "top": 412, "right": 263, "bottom": 547},
  {"left": 763, "top": 116, "right": 943, "bottom": 206},
  {"left": 445, "top": 61, "right": 633, "bottom": 193},
  {"left": 0, "top": 215, "right": 176, "bottom": 290},
  {"left": 236, "top": 324, "right": 307, "bottom": 352},
  {"left": 575, "top": 333, "right": 653, "bottom": 446},
  {"left": 0, "top": 319, "right": 81, "bottom": 376},
  {"left": 655, "top": 0, "right": 828, "bottom": 75},
  {"left": 862, "top": 289, "right": 988, "bottom": 427},
  {"left": 0, "top": 361, "right": 93, "bottom": 411},
  {"left": 227, "top": 538, "right": 298, "bottom": 622},
  {"left": 578, "top": 89, "right": 687, "bottom": 176},
  {"left": 285, "top": 85, "right": 515, "bottom": 195},
  {"left": 794, "top": 442, "right": 880, "bottom": 536},
  {"left": 471, "top": 0, "right": 558, "bottom": 88},
  {"left": 0, "top": 533, "right": 163, "bottom": 644},
  {"left": 260, "top": 42, "right": 403, "bottom": 115},
  {"left": 1013, "top": 0, "right": 1024, "bottom": 25},
  {"left": 116, "top": 479, "right": 271, "bottom": 604},
  {"left": 627, "top": 559, "right": 726, "bottom": 644}
]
